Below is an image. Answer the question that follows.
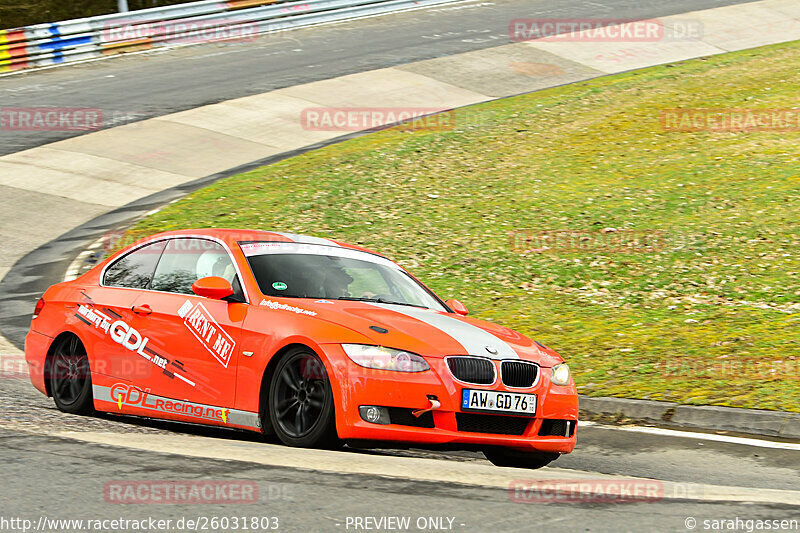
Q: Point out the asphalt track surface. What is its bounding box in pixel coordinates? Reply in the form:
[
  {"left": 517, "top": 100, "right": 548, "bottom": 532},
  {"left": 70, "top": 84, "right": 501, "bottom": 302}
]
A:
[
  {"left": 1, "top": 0, "right": 798, "bottom": 531},
  {"left": 1, "top": 0, "right": 753, "bottom": 155},
  {"left": 0, "top": 428, "right": 796, "bottom": 533},
  {"left": 0, "top": 371, "right": 798, "bottom": 532}
]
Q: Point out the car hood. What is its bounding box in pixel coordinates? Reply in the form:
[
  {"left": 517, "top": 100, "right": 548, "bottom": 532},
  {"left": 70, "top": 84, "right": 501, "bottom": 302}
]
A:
[{"left": 297, "top": 299, "right": 564, "bottom": 367}]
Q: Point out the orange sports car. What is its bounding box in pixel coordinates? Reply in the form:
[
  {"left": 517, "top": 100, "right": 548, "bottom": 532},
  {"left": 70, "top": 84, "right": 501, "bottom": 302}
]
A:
[{"left": 25, "top": 229, "right": 577, "bottom": 468}]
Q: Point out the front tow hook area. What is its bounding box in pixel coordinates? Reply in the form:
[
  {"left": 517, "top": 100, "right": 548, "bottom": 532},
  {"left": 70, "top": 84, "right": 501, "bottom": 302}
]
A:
[{"left": 412, "top": 395, "right": 441, "bottom": 418}]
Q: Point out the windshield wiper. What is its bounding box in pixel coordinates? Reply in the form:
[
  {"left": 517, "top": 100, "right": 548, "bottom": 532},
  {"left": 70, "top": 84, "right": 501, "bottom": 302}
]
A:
[{"left": 332, "top": 296, "right": 429, "bottom": 309}]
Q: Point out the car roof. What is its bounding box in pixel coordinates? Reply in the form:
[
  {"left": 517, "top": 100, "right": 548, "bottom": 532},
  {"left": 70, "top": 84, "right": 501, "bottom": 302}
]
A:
[{"left": 143, "top": 228, "right": 386, "bottom": 258}]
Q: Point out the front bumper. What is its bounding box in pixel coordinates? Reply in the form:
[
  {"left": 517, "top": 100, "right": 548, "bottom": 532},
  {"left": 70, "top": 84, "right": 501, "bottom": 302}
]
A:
[{"left": 321, "top": 344, "right": 578, "bottom": 453}]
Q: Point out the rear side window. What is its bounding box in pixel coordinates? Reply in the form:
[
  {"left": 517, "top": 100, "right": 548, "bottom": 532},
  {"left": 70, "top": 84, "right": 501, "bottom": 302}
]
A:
[
  {"left": 103, "top": 241, "right": 166, "bottom": 289},
  {"left": 150, "top": 238, "right": 238, "bottom": 295}
]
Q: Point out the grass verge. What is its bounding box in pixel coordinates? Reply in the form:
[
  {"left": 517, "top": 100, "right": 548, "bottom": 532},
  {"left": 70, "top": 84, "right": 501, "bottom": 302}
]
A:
[{"left": 128, "top": 41, "right": 800, "bottom": 411}]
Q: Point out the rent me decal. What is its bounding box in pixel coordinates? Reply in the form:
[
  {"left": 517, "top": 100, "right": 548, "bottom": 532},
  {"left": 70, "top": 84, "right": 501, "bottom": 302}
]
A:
[{"left": 178, "top": 300, "right": 235, "bottom": 367}]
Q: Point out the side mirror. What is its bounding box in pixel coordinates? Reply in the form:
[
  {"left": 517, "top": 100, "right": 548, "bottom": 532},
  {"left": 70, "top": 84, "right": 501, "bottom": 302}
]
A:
[
  {"left": 446, "top": 299, "right": 469, "bottom": 316},
  {"left": 192, "top": 276, "right": 234, "bottom": 300}
]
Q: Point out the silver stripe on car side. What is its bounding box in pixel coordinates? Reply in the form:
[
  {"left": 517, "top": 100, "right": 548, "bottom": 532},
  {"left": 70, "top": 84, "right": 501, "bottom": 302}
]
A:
[
  {"left": 92, "top": 384, "right": 261, "bottom": 430},
  {"left": 368, "top": 303, "right": 519, "bottom": 359}
]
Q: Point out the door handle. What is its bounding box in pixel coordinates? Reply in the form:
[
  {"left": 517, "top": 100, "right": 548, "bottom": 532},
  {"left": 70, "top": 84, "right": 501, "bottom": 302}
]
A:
[{"left": 132, "top": 304, "right": 152, "bottom": 315}]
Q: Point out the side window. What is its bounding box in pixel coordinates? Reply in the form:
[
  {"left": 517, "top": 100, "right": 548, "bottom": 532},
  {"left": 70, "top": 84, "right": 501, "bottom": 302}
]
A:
[
  {"left": 103, "top": 241, "right": 166, "bottom": 289},
  {"left": 151, "top": 238, "right": 238, "bottom": 295}
]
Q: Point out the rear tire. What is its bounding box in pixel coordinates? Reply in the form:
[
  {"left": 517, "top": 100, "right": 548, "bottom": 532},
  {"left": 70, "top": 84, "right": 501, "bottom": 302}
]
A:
[
  {"left": 50, "top": 335, "right": 93, "bottom": 415},
  {"left": 483, "top": 447, "right": 559, "bottom": 469},
  {"left": 268, "top": 347, "right": 339, "bottom": 449}
]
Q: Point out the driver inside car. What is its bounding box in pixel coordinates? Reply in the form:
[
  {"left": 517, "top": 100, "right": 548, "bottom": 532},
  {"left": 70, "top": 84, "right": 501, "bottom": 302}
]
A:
[{"left": 322, "top": 268, "right": 354, "bottom": 299}]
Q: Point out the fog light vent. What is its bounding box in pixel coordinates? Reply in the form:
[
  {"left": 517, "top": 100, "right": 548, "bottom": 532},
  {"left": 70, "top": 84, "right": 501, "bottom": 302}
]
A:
[{"left": 359, "top": 405, "right": 390, "bottom": 425}]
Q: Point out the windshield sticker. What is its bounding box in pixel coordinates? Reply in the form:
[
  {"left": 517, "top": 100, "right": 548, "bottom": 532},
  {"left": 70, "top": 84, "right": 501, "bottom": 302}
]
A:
[
  {"left": 178, "top": 300, "right": 235, "bottom": 368},
  {"left": 240, "top": 241, "right": 398, "bottom": 269},
  {"left": 239, "top": 242, "right": 286, "bottom": 254},
  {"left": 272, "top": 281, "right": 288, "bottom": 291},
  {"left": 259, "top": 299, "right": 317, "bottom": 317}
]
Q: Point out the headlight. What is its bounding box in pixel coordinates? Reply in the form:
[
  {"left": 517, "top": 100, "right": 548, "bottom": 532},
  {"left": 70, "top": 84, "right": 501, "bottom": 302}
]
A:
[
  {"left": 551, "top": 363, "right": 571, "bottom": 386},
  {"left": 342, "top": 344, "right": 430, "bottom": 372}
]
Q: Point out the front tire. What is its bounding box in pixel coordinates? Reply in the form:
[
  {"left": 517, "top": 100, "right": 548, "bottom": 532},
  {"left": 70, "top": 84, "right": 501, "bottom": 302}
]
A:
[
  {"left": 50, "top": 335, "right": 93, "bottom": 415},
  {"left": 268, "top": 347, "right": 339, "bottom": 448},
  {"left": 483, "top": 447, "right": 559, "bottom": 469}
]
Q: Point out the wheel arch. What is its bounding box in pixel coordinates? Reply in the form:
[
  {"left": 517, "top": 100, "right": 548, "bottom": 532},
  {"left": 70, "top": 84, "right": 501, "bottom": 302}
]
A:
[
  {"left": 258, "top": 340, "right": 340, "bottom": 436},
  {"left": 44, "top": 330, "right": 88, "bottom": 397}
]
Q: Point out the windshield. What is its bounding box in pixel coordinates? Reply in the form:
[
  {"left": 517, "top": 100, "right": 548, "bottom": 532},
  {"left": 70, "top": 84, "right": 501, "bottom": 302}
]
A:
[{"left": 242, "top": 243, "right": 448, "bottom": 311}]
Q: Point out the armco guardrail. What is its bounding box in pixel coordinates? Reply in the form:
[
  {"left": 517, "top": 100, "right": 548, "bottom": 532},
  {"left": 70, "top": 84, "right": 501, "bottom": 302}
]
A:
[{"left": 0, "top": 0, "right": 457, "bottom": 73}]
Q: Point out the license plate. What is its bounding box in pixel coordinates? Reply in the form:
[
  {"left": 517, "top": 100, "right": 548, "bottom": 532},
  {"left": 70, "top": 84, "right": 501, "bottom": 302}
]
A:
[{"left": 461, "top": 389, "right": 536, "bottom": 416}]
